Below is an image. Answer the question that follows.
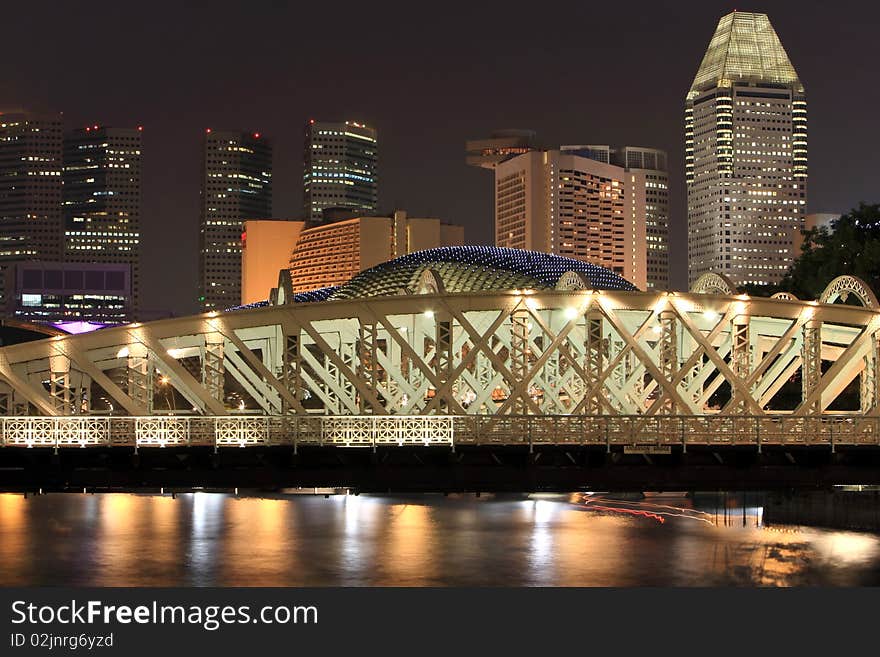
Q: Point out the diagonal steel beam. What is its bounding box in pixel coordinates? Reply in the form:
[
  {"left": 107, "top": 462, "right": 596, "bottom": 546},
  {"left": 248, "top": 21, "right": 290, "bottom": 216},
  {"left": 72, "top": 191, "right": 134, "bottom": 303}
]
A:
[
  {"left": 58, "top": 342, "right": 147, "bottom": 416},
  {"left": 215, "top": 321, "right": 308, "bottom": 415},
  {"left": 0, "top": 353, "right": 57, "bottom": 416},
  {"left": 134, "top": 328, "right": 228, "bottom": 415},
  {"left": 671, "top": 302, "right": 764, "bottom": 415}
]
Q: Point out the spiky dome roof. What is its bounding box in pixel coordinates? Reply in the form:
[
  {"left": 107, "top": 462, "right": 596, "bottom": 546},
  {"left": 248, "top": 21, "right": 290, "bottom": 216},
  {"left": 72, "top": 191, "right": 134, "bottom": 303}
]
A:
[{"left": 327, "top": 246, "right": 637, "bottom": 300}]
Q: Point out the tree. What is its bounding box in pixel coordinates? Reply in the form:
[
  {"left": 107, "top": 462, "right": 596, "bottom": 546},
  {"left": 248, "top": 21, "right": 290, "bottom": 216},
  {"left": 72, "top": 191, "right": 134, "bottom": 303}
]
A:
[{"left": 740, "top": 203, "right": 880, "bottom": 300}]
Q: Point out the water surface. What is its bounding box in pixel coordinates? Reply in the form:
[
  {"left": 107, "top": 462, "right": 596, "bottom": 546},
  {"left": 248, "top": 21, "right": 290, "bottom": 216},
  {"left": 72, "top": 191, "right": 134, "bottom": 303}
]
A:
[{"left": 1, "top": 492, "right": 878, "bottom": 586}]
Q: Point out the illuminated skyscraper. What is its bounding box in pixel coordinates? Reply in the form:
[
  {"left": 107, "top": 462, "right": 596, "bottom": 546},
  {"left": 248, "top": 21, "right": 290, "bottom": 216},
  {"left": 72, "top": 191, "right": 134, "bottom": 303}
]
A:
[
  {"left": 199, "top": 130, "right": 272, "bottom": 311},
  {"left": 63, "top": 125, "right": 142, "bottom": 315},
  {"left": 616, "top": 146, "right": 669, "bottom": 290},
  {"left": 0, "top": 111, "right": 63, "bottom": 308},
  {"left": 686, "top": 11, "right": 807, "bottom": 287},
  {"left": 303, "top": 120, "right": 378, "bottom": 222},
  {"left": 494, "top": 146, "right": 667, "bottom": 291}
]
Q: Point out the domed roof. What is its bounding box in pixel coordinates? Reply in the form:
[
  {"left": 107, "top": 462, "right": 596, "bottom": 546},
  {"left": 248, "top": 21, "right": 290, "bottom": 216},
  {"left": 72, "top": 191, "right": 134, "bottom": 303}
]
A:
[{"left": 327, "top": 246, "right": 637, "bottom": 300}]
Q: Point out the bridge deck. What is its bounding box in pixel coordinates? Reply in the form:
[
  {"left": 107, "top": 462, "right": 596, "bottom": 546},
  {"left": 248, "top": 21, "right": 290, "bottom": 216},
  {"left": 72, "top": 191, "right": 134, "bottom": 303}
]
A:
[{"left": 0, "top": 414, "right": 878, "bottom": 450}]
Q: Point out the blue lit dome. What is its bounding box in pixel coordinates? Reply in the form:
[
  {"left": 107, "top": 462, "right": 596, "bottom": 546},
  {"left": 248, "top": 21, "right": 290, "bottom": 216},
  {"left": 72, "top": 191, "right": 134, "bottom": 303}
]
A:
[{"left": 328, "top": 246, "right": 637, "bottom": 300}]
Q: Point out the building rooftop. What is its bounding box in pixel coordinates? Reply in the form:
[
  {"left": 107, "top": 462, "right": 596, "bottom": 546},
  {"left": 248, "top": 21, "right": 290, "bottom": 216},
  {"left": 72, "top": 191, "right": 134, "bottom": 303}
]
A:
[{"left": 689, "top": 11, "right": 802, "bottom": 97}]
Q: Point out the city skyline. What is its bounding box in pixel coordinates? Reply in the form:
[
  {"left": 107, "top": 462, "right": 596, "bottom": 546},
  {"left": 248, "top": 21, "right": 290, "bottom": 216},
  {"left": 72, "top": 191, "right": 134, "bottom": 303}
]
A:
[{"left": 1, "top": 1, "right": 877, "bottom": 316}]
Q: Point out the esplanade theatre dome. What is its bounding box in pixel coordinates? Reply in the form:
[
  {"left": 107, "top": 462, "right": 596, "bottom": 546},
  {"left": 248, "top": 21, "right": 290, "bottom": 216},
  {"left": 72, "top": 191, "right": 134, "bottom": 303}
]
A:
[{"left": 280, "top": 246, "right": 636, "bottom": 304}]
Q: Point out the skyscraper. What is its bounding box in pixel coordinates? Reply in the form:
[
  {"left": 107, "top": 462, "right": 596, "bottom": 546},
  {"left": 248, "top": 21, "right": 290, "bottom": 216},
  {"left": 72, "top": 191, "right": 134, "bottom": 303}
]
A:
[
  {"left": 616, "top": 146, "right": 669, "bottom": 290},
  {"left": 63, "top": 125, "right": 142, "bottom": 315},
  {"left": 198, "top": 129, "right": 272, "bottom": 311},
  {"left": 495, "top": 148, "right": 651, "bottom": 290},
  {"left": 0, "top": 111, "right": 63, "bottom": 308},
  {"left": 303, "top": 120, "right": 378, "bottom": 222},
  {"left": 686, "top": 11, "right": 807, "bottom": 287}
]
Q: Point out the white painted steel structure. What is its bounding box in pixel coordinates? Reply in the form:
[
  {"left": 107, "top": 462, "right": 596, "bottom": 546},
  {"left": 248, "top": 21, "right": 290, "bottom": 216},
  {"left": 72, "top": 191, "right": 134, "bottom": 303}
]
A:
[{"left": 0, "top": 274, "right": 878, "bottom": 448}]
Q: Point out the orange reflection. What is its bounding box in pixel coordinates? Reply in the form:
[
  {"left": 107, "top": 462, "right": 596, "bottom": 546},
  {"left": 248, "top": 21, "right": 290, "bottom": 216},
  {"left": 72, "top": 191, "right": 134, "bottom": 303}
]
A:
[
  {"left": 220, "top": 498, "right": 298, "bottom": 585},
  {"left": 385, "top": 504, "right": 436, "bottom": 584},
  {"left": 0, "top": 494, "right": 29, "bottom": 584}
]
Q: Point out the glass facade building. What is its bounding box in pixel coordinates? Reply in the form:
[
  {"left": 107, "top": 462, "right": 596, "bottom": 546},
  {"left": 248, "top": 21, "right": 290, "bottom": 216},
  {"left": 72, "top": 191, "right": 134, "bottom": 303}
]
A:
[
  {"left": 63, "top": 126, "right": 142, "bottom": 316},
  {"left": 686, "top": 11, "right": 807, "bottom": 287},
  {"left": 303, "top": 120, "right": 378, "bottom": 222}
]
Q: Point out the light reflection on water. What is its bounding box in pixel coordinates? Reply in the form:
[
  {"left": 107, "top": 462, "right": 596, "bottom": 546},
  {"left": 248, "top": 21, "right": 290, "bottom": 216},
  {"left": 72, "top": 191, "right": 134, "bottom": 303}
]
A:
[{"left": 0, "top": 492, "right": 878, "bottom": 587}]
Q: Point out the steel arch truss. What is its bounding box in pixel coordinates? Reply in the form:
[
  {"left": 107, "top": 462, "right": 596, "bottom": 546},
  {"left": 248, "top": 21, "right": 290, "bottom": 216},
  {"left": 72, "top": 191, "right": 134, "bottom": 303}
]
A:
[{"left": 0, "top": 288, "right": 879, "bottom": 421}]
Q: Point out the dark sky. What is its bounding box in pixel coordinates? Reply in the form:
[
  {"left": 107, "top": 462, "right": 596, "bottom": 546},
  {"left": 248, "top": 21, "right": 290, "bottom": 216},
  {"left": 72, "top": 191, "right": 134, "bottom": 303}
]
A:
[{"left": 3, "top": 1, "right": 878, "bottom": 316}]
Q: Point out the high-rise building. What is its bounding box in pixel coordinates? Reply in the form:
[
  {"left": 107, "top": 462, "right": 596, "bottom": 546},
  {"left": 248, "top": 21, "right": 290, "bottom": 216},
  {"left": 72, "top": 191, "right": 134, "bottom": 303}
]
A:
[
  {"left": 0, "top": 111, "right": 63, "bottom": 309},
  {"left": 63, "top": 125, "right": 143, "bottom": 316},
  {"left": 615, "top": 146, "right": 669, "bottom": 290},
  {"left": 199, "top": 129, "right": 272, "bottom": 311},
  {"left": 686, "top": 11, "right": 807, "bottom": 287},
  {"left": 303, "top": 120, "right": 378, "bottom": 222},
  {"left": 494, "top": 147, "right": 667, "bottom": 291},
  {"left": 465, "top": 129, "right": 539, "bottom": 170}
]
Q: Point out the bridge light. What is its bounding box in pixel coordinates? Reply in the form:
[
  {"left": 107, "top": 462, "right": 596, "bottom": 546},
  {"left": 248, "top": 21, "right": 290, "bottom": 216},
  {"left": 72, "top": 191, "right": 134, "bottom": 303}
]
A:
[
  {"left": 564, "top": 307, "right": 579, "bottom": 321},
  {"left": 652, "top": 325, "right": 663, "bottom": 335},
  {"left": 116, "top": 346, "right": 129, "bottom": 358},
  {"left": 525, "top": 298, "right": 539, "bottom": 311},
  {"left": 159, "top": 375, "right": 170, "bottom": 385},
  {"left": 167, "top": 348, "right": 184, "bottom": 358},
  {"left": 423, "top": 310, "right": 434, "bottom": 319},
  {"left": 702, "top": 310, "right": 720, "bottom": 322}
]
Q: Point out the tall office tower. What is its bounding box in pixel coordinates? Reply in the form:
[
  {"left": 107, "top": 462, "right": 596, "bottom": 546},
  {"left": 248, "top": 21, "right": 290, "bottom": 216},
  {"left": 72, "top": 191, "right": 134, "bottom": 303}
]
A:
[
  {"left": 303, "top": 120, "right": 378, "bottom": 222},
  {"left": 63, "top": 125, "right": 142, "bottom": 316},
  {"left": 199, "top": 130, "right": 272, "bottom": 311},
  {"left": 686, "top": 11, "right": 807, "bottom": 287},
  {"left": 0, "top": 111, "right": 63, "bottom": 308},
  {"left": 616, "top": 147, "right": 669, "bottom": 290},
  {"left": 495, "top": 149, "right": 649, "bottom": 290},
  {"left": 465, "top": 129, "right": 539, "bottom": 170}
]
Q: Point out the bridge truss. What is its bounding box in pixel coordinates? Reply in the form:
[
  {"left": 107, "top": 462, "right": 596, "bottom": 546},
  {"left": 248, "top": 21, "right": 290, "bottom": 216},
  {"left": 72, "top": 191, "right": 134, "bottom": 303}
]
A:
[{"left": 0, "top": 275, "right": 878, "bottom": 449}]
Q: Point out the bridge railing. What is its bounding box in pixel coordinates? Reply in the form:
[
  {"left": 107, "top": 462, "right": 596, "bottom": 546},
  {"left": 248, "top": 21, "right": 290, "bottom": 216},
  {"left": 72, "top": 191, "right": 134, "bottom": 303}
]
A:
[{"left": 0, "top": 415, "right": 878, "bottom": 449}]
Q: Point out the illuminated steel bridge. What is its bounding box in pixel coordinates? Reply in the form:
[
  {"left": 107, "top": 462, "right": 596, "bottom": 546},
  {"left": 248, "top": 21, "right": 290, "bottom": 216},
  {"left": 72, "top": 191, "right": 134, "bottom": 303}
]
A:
[{"left": 0, "top": 249, "right": 879, "bottom": 472}]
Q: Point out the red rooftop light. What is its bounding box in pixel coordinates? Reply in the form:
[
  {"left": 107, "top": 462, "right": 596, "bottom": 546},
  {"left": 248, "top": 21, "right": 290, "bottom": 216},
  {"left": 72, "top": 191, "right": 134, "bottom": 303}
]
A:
[
  {"left": 137, "top": 125, "right": 143, "bottom": 131},
  {"left": 254, "top": 132, "right": 260, "bottom": 139},
  {"left": 206, "top": 128, "right": 212, "bottom": 134}
]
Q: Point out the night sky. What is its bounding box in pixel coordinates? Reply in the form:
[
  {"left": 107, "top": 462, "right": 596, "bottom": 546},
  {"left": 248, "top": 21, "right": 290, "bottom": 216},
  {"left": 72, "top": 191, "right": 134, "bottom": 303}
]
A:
[{"left": 3, "top": 1, "right": 878, "bottom": 316}]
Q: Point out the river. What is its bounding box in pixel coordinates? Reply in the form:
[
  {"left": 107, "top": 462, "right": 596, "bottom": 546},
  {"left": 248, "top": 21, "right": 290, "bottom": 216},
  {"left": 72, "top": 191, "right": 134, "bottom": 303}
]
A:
[{"left": 1, "top": 492, "right": 878, "bottom": 586}]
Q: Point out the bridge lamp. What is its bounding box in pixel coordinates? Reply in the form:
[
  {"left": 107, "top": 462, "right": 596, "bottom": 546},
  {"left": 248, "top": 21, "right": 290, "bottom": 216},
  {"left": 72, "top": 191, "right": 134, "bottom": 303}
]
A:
[
  {"left": 702, "top": 310, "right": 720, "bottom": 322},
  {"left": 167, "top": 348, "right": 184, "bottom": 358},
  {"left": 525, "top": 298, "right": 539, "bottom": 311},
  {"left": 159, "top": 375, "right": 170, "bottom": 386},
  {"left": 652, "top": 325, "right": 663, "bottom": 336},
  {"left": 116, "top": 346, "right": 130, "bottom": 359},
  {"left": 564, "top": 307, "right": 580, "bottom": 321},
  {"left": 423, "top": 310, "right": 434, "bottom": 319}
]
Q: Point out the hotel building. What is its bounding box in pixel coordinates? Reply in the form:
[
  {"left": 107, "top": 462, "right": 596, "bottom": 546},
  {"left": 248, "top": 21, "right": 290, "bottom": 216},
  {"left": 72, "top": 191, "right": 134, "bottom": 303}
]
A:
[{"left": 494, "top": 147, "right": 668, "bottom": 291}]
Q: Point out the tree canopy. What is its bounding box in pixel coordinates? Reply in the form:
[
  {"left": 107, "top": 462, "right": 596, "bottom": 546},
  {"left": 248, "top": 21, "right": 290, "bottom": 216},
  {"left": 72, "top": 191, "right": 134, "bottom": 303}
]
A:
[{"left": 740, "top": 203, "right": 880, "bottom": 300}]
